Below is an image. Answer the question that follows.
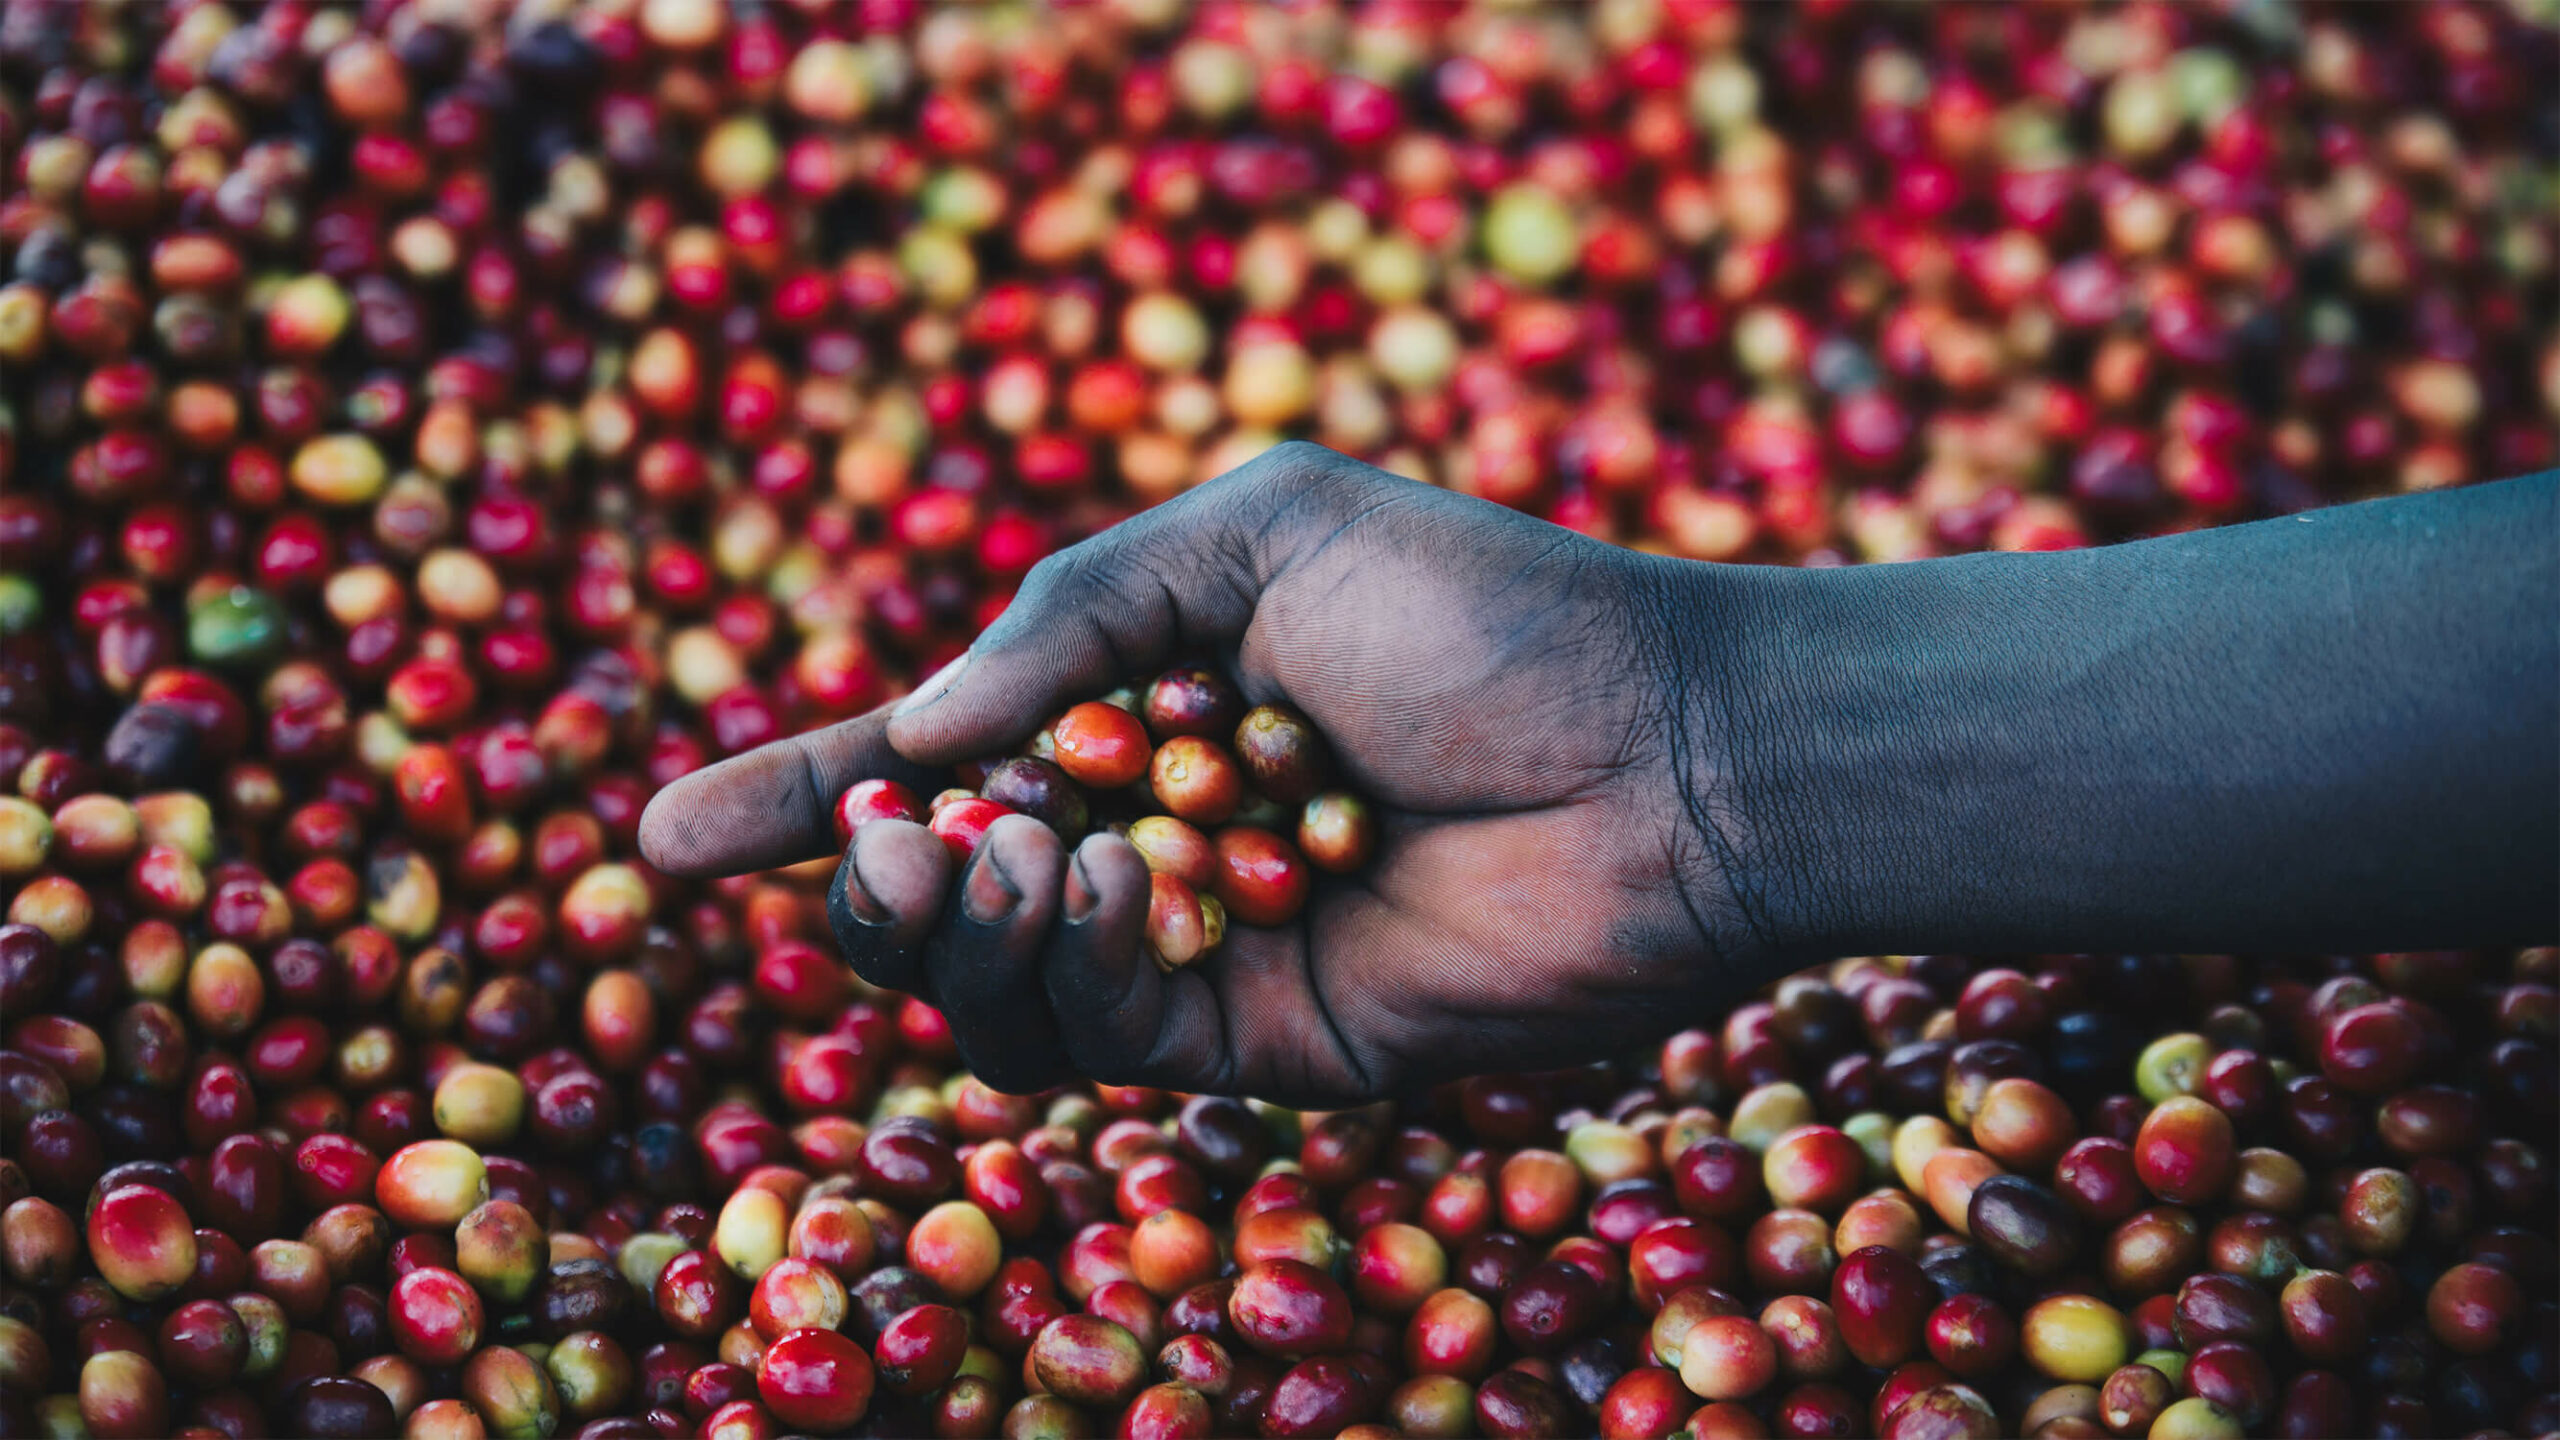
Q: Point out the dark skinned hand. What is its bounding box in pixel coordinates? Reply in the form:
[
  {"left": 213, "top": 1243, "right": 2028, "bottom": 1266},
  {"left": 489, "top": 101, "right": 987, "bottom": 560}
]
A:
[{"left": 638, "top": 442, "right": 1760, "bottom": 1105}]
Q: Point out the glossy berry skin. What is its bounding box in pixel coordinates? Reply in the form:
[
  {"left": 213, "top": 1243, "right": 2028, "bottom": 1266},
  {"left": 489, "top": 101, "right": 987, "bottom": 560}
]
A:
[
  {"left": 1234, "top": 704, "right": 1330, "bottom": 804},
  {"left": 1833, "top": 1245, "right": 1931, "bottom": 1369},
  {"left": 276, "top": 1375, "right": 396, "bottom": 1440},
  {"left": 1296, "top": 792, "right": 1377, "bottom": 874},
  {"left": 756, "top": 1326, "right": 874, "bottom": 1431},
  {"left": 1626, "top": 1218, "right": 1733, "bottom": 1311},
  {"left": 156, "top": 1299, "right": 247, "bottom": 1388},
  {"left": 1763, "top": 1125, "right": 1864, "bottom": 1213},
  {"left": 1145, "top": 874, "right": 1216, "bottom": 971},
  {"left": 1149, "top": 737, "right": 1244, "bottom": 826},
  {"left": 85, "top": 1184, "right": 195, "bottom": 1302},
  {"left": 2133, "top": 1095, "right": 2235, "bottom": 1204},
  {"left": 1679, "top": 1313, "right": 1777, "bottom": 1401},
  {"left": 1598, "top": 1367, "right": 1691, "bottom": 1440},
  {"left": 1965, "top": 1176, "right": 2079, "bottom": 1279},
  {"left": 928, "top": 798, "right": 1012, "bottom": 858},
  {"left": 1227, "top": 1260, "right": 1354, "bottom": 1360},
  {"left": 2425, "top": 1261, "right": 2523, "bottom": 1355},
  {"left": 1923, "top": 1293, "right": 2017, "bottom": 1381},
  {"left": 1212, "top": 826, "right": 1312, "bottom": 928},
  {"left": 873, "top": 1303, "right": 968, "bottom": 1396},
  {"left": 2277, "top": 1270, "right": 2366, "bottom": 1364},
  {"left": 2054, "top": 1138, "right": 2146, "bottom": 1225},
  {"left": 1128, "top": 815, "right": 1219, "bottom": 890},
  {"left": 1029, "top": 1314, "right": 1150, "bottom": 1408},
  {"left": 1499, "top": 1258, "right": 1603, "bottom": 1354},
  {"left": 1142, "top": 669, "right": 1245, "bottom": 742},
  {"left": 1052, "top": 702, "right": 1151, "bottom": 788},
  {"left": 833, "top": 780, "right": 924, "bottom": 845},
  {"left": 2319, "top": 1002, "right": 2423, "bottom": 1095},
  {"left": 979, "top": 758, "right": 1088, "bottom": 840},
  {"left": 388, "top": 1265, "right": 483, "bottom": 1365}
]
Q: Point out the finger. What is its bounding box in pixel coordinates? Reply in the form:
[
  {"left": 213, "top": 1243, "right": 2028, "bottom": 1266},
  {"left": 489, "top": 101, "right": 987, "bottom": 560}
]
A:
[
  {"left": 887, "top": 441, "right": 1384, "bottom": 765},
  {"left": 926, "top": 815, "right": 1073, "bottom": 1094},
  {"left": 824, "top": 819, "right": 950, "bottom": 994},
  {"left": 1041, "top": 832, "right": 1236, "bottom": 1091},
  {"left": 639, "top": 703, "right": 939, "bottom": 877}
]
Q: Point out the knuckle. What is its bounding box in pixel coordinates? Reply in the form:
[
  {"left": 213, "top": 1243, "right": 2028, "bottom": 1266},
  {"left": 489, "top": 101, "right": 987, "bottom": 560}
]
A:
[
  {"left": 1240, "top": 440, "right": 1332, "bottom": 503},
  {"left": 1018, "top": 547, "right": 1083, "bottom": 597},
  {"left": 1261, "top": 437, "right": 1339, "bottom": 476},
  {"left": 1082, "top": 562, "right": 1160, "bottom": 618},
  {"left": 1001, "top": 550, "right": 1099, "bottom": 629}
]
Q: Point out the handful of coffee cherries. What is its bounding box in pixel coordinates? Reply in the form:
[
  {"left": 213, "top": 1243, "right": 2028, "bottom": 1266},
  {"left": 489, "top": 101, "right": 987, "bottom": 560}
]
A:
[{"left": 835, "top": 669, "right": 1375, "bottom": 971}]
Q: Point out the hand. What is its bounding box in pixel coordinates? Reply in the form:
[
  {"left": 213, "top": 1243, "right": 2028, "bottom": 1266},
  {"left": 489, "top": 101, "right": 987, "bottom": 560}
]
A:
[{"left": 640, "top": 443, "right": 1765, "bottom": 1104}]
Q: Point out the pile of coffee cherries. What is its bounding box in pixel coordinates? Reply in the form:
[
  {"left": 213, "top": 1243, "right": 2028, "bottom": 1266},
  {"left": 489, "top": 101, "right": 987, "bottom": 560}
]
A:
[
  {"left": 836, "top": 669, "right": 1372, "bottom": 971},
  {"left": 0, "top": 0, "right": 2552, "bottom": 1436},
  {"left": 7, "top": 872, "right": 2553, "bottom": 1440}
]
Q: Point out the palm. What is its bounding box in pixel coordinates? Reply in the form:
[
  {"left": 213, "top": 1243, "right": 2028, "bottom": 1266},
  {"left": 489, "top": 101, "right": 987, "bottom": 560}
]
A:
[{"left": 1178, "top": 491, "right": 1712, "bottom": 1101}]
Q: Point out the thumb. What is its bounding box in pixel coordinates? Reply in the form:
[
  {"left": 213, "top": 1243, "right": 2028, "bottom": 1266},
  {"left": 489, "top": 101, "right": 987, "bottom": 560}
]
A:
[{"left": 885, "top": 441, "right": 1362, "bottom": 764}]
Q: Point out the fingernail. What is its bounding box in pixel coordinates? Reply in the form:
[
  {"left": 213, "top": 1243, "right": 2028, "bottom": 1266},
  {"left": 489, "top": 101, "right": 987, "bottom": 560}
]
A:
[
  {"left": 962, "top": 850, "right": 1020, "bottom": 924},
  {"left": 895, "top": 650, "right": 970, "bottom": 716},
  {"left": 840, "top": 846, "right": 891, "bottom": 927},
  {"left": 1064, "top": 851, "right": 1100, "bottom": 924}
]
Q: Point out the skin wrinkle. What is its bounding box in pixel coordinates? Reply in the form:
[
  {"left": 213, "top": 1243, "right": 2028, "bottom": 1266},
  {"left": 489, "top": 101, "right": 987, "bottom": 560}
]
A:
[
  {"left": 1342, "top": 805, "right": 1684, "bottom": 1075},
  {"left": 1315, "top": 890, "right": 1491, "bottom": 1087},
  {"left": 1279, "top": 492, "right": 1411, "bottom": 591},
  {"left": 1152, "top": 979, "right": 1237, "bottom": 1094},
  {"left": 1644, "top": 558, "right": 1780, "bottom": 978},
  {"left": 1247, "top": 445, "right": 1348, "bottom": 564},
  {"left": 1080, "top": 579, "right": 1143, "bottom": 683},
  {"left": 1300, "top": 948, "right": 1376, "bottom": 1098},
  {"left": 1143, "top": 570, "right": 1200, "bottom": 669},
  {"left": 791, "top": 743, "right": 834, "bottom": 855},
  {"left": 1207, "top": 927, "right": 1344, "bottom": 1100}
]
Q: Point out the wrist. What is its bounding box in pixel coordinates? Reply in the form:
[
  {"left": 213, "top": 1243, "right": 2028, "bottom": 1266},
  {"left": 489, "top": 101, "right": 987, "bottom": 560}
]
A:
[{"left": 1626, "top": 554, "right": 1833, "bottom": 978}]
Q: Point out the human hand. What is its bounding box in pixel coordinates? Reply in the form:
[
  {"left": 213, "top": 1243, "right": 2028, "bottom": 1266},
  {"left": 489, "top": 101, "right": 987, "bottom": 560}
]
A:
[{"left": 640, "top": 443, "right": 1766, "bottom": 1103}]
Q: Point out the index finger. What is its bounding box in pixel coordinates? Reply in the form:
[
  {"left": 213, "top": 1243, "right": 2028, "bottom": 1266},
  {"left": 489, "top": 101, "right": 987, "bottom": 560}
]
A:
[{"left": 637, "top": 702, "right": 939, "bottom": 878}]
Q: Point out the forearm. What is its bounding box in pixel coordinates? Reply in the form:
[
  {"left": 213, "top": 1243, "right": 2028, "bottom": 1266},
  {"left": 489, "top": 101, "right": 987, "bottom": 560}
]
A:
[{"left": 1677, "top": 473, "right": 2559, "bottom": 964}]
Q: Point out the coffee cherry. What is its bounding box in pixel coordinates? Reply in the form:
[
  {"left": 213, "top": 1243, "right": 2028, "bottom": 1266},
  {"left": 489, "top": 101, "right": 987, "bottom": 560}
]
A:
[
  {"left": 927, "top": 797, "right": 1012, "bottom": 858},
  {"left": 1142, "top": 669, "right": 1245, "bottom": 741},
  {"left": 756, "top": 1326, "right": 875, "bottom": 1432},
  {"left": 1211, "top": 826, "right": 1312, "bottom": 928},
  {"left": 1053, "top": 703, "right": 1151, "bottom": 789},
  {"left": 980, "top": 758, "right": 1088, "bottom": 841},
  {"left": 1149, "top": 736, "right": 1244, "bottom": 826},
  {"left": 1296, "top": 792, "right": 1377, "bottom": 873},
  {"left": 1234, "top": 704, "right": 1331, "bottom": 804},
  {"left": 833, "top": 780, "right": 924, "bottom": 845}
]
